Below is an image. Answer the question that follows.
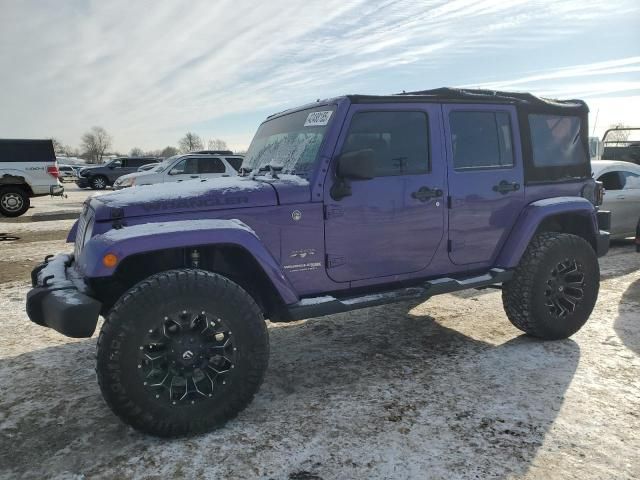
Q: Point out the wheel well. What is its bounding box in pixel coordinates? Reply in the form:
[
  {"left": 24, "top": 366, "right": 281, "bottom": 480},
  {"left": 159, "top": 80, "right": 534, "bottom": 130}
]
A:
[
  {"left": 535, "top": 213, "right": 597, "bottom": 251},
  {"left": 91, "top": 245, "right": 285, "bottom": 318},
  {"left": 0, "top": 175, "right": 33, "bottom": 195}
]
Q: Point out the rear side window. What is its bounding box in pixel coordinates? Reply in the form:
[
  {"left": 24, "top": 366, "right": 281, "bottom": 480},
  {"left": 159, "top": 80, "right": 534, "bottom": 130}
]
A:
[
  {"left": 198, "top": 157, "right": 225, "bottom": 173},
  {"left": 0, "top": 140, "right": 55, "bottom": 162},
  {"left": 529, "top": 115, "right": 585, "bottom": 168},
  {"left": 450, "top": 111, "right": 514, "bottom": 170},
  {"left": 226, "top": 157, "right": 243, "bottom": 172},
  {"left": 341, "top": 111, "right": 429, "bottom": 177}
]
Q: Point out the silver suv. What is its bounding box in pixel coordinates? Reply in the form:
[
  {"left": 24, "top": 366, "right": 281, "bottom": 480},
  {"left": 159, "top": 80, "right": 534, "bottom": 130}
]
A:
[{"left": 114, "top": 152, "right": 243, "bottom": 189}]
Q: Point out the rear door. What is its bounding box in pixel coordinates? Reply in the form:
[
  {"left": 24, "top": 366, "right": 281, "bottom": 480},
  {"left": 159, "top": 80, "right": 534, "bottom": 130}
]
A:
[
  {"left": 198, "top": 156, "right": 229, "bottom": 180},
  {"left": 323, "top": 104, "right": 446, "bottom": 282},
  {"left": 443, "top": 104, "right": 524, "bottom": 266}
]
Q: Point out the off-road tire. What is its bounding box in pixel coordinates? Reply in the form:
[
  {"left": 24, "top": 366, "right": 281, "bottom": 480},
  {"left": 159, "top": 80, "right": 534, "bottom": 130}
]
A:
[
  {"left": 502, "top": 232, "right": 599, "bottom": 340},
  {"left": 90, "top": 175, "right": 108, "bottom": 190},
  {"left": 0, "top": 186, "right": 30, "bottom": 217},
  {"left": 96, "top": 269, "right": 269, "bottom": 437}
]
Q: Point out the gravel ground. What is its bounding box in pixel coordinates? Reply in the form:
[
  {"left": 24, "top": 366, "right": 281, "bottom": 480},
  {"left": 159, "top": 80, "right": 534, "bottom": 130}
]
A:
[{"left": 0, "top": 193, "right": 638, "bottom": 480}]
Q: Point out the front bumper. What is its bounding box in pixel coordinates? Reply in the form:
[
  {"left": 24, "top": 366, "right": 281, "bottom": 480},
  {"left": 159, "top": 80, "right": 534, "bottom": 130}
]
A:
[
  {"left": 76, "top": 177, "right": 90, "bottom": 188},
  {"left": 26, "top": 254, "right": 101, "bottom": 338}
]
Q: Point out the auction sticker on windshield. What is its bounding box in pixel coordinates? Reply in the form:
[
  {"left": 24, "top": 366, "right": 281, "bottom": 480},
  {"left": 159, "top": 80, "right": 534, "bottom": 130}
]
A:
[{"left": 304, "top": 111, "right": 333, "bottom": 127}]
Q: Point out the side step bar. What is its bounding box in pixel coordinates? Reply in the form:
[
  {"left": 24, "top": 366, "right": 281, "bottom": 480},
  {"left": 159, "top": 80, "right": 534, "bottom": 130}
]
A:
[{"left": 286, "top": 268, "right": 512, "bottom": 321}]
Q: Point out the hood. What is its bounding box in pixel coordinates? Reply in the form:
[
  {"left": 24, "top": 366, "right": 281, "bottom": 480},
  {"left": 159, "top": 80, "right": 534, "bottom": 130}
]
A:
[
  {"left": 90, "top": 177, "right": 277, "bottom": 221},
  {"left": 114, "top": 170, "right": 153, "bottom": 184}
]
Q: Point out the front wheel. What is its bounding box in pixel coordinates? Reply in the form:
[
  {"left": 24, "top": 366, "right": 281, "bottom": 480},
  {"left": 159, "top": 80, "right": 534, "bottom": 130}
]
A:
[
  {"left": 97, "top": 269, "right": 269, "bottom": 437},
  {"left": 502, "top": 232, "right": 599, "bottom": 340},
  {"left": 90, "top": 175, "right": 108, "bottom": 190}
]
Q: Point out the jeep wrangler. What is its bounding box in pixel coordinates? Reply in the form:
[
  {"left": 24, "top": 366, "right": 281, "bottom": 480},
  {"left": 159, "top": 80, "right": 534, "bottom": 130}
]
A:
[{"left": 26, "top": 88, "right": 611, "bottom": 437}]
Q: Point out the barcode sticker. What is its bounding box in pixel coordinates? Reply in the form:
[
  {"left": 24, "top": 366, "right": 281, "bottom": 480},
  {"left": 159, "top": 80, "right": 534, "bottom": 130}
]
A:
[{"left": 304, "top": 110, "right": 333, "bottom": 127}]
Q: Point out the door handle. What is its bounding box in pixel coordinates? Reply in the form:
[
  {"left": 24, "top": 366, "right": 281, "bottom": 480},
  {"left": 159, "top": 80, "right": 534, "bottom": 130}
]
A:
[
  {"left": 411, "top": 186, "right": 443, "bottom": 202},
  {"left": 492, "top": 180, "right": 520, "bottom": 194},
  {"left": 190, "top": 175, "right": 199, "bottom": 178}
]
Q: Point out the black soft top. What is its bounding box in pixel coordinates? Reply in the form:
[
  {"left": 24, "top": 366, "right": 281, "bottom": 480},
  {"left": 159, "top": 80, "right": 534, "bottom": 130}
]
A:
[{"left": 349, "top": 87, "right": 589, "bottom": 115}]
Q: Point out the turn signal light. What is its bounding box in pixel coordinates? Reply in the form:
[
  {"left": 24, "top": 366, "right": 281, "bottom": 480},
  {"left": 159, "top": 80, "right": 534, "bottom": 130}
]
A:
[{"left": 102, "top": 253, "right": 118, "bottom": 268}]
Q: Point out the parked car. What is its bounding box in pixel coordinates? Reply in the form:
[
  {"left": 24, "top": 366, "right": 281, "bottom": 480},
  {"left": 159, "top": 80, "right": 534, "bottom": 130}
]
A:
[
  {"left": 0, "top": 139, "right": 64, "bottom": 217},
  {"left": 636, "top": 217, "right": 640, "bottom": 252},
  {"left": 58, "top": 165, "right": 79, "bottom": 182},
  {"left": 591, "top": 160, "right": 640, "bottom": 239},
  {"left": 76, "top": 157, "right": 160, "bottom": 190},
  {"left": 27, "top": 88, "right": 610, "bottom": 437},
  {"left": 113, "top": 153, "right": 243, "bottom": 189}
]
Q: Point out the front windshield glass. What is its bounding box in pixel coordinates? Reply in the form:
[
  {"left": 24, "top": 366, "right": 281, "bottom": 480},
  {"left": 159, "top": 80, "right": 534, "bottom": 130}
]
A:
[
  {"left": 242, "top": 105, "right": 336, "bottom": 178},
  {"left": 154, "top": 155, "right": 181, "bottom": 173}
]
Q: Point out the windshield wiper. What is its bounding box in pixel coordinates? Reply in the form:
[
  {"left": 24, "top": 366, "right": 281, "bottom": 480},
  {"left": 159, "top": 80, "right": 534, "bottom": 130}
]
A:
[{"left": 251, "top": 163, "right": 283, "bottom": 179}]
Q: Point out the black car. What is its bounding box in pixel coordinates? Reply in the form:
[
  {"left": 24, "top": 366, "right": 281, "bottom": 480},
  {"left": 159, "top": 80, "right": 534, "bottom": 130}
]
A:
[{"left": 77, "top": 157, "right": 160, "bottom": 189}]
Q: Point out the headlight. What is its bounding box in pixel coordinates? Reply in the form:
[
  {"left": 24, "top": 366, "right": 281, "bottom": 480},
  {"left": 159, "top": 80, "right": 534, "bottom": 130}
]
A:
[{"left": 117, "top": 177, "right": 136, "bottom": 187}]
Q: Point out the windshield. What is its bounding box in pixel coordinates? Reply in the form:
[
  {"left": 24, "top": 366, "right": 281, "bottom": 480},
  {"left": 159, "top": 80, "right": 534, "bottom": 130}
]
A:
[
  {"left": 242, "top": 105, "right": 336, "bottom": 178},
  {"left": 154, "top": 156, "right": 181, "bottom": 173}
]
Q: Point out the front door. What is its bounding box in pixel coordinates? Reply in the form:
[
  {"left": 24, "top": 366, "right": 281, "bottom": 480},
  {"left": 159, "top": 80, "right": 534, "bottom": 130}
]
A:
[
  {"left": 324, "top": 104, "right": 446, "bottom": 283},
  {"left": 443, "top": 104, "right": 525, "bottom": 266}
]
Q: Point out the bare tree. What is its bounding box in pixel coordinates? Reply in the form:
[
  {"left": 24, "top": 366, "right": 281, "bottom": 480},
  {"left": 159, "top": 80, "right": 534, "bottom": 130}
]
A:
[
  {"left": 605, "top": 123, "right": 631, "bottom": 143},
  {"left": 161, "top": 146, "right": 179, "bottom": 158},
  {"left": 178, "top": 132, "right": 204, "bottom": 153},
  {"left": 129, "top": 147, "right": 144, "bottom": 157},
  {"left": 207, "top": 138, "right": 228, "bottom": 150},
  {"left": 50, "top": 138, "right": 66, "bottom": 156},
  {"left": 81, "top": 126, "right": 112, "bottom": 164}
]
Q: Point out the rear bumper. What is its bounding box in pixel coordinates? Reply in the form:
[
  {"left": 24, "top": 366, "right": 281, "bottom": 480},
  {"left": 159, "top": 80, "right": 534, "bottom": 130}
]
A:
[
  {"left": 50, "top": 184, "right": 64, "bottom": 196},
  {"left": 26, "top": 254, "right": 101, "bottom": 338},
  {"left": 596, "top": 210, "right": 611, "bottom": 257}
]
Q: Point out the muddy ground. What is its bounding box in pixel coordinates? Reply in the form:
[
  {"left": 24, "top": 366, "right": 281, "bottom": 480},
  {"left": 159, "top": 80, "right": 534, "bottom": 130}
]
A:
[{"left": 0, "top": 190, "right": 639, "bottom": 479}]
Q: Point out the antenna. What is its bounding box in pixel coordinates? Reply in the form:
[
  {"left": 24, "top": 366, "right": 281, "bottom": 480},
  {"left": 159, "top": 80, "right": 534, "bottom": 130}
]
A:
[{"left": 592, "top": 108, "right": 599, "bottom": 136}]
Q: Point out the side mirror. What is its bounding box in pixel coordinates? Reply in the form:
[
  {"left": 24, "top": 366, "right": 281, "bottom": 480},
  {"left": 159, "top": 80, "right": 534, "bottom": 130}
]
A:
[
  {"left": 168, "top": 168, "right": 181, "bottom": 175},
  {"left": 336, "top": 149, "right": 375, "bottom": 180},
  {"left": 108, "top": 164, "right": 116, "bottom": 169}
]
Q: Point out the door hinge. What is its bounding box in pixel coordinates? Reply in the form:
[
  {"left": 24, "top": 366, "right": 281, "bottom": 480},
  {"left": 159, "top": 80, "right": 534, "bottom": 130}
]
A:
[
  {"left": 326, "top": 254, "right": 346, "bottom": 268},
  {"left": 447, "top": 240, "right": 452, "bottom": 252},
  {"left": 324, "top": 205, "right": 344, "bottom": 220}
]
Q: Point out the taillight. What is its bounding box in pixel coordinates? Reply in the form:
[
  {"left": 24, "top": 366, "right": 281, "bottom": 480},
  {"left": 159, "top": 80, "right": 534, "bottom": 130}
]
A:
[
  {"left": 47, "top": 165, "right": 60, "bottom": 179},
  {"left": 595, "top": 181, "right": 604, "bottom": 206}
]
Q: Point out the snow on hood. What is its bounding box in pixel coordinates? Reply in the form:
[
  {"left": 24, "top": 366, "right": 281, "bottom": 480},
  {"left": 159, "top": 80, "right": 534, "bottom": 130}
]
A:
[{"left": 91, "top": 176, "right": 278, "bottom": 220}]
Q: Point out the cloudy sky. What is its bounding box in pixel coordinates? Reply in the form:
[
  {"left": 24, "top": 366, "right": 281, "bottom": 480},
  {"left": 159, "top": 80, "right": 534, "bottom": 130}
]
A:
[{"left": 1, "top": 0, "right": 638, "bottom": 153}]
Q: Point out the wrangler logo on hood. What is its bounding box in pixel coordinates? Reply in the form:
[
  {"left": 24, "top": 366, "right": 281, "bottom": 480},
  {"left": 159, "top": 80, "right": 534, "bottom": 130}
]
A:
[{"left": 142, "top": 195, "right": 249, "bottom": 212}]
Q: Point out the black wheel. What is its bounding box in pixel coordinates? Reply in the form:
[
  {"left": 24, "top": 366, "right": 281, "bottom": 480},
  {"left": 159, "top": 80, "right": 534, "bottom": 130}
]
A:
[
  {"left": 0, "top": 186, "right": 30, "bottom": 217},
  {"left": 96, "top": 269, "right": 269, "bottom": 437},
  {"left": 90, "top": 175, "right": 108, "bottom": 190},
  {"left": 502, "top": 232, "right": 599, "bottom": 340}
]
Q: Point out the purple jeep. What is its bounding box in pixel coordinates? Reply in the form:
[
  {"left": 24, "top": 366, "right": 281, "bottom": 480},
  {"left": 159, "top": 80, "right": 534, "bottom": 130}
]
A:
[{"left": 26, "top": 88, "right": 611, "bottom": 437}]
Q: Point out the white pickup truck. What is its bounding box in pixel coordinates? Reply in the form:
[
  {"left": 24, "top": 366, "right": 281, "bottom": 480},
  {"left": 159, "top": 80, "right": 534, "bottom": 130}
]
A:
[{"left": 0, "top": 139, "right": 64, "bottom": 217}]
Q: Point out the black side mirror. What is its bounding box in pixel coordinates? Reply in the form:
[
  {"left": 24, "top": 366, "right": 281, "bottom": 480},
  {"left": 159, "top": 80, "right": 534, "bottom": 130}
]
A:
[{"left": 336, "top": 149, "right": 375, "bottom": 180}]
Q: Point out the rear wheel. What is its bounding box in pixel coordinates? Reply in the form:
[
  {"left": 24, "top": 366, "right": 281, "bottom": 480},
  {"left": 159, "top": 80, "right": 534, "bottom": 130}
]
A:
[
  {"left": 0, "top": 186, "right": 30, "bottom": 217},
  {"left": 90, "top": 175, "right": 108, "bottom": 190},
  {"left": 502, "top": 232, "right": 599, "bottom": 340},
  {"left": 96, "top": 269, "right": 269, "bottom": 437}
]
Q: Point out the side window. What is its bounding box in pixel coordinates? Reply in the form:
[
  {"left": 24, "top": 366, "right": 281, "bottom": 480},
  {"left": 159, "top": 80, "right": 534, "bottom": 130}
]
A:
[
  {"left": 198, "top": 157, "right": 225, "bottom": 174},
  {"left": 529, "top": 115, "right": 585, "bottom": 167},
  {"left": 598, "top": 171, "right": 624, "bottom": 190},
  {"left": 341, "top": 111, "right": 429, "bottom": 177},
  {"left": 622, "top": 171, "right": 640, "bottom": 190},
  {"left": 171, "top": 158, "right": 198, "bottom": 175},
  {"left": 450, "top": 111, "right": 514, "bottom": 170},
  {"left": 112, "top": 159, "right": 123, "bottom": 168},
  {"left": 226, "top": 157, "right": 244, "bottom": 172}
]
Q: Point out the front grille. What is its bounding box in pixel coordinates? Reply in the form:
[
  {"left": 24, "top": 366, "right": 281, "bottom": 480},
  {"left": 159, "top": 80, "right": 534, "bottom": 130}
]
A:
[{"left": 74, "top": 206, "right": 94, "bottom": 258}]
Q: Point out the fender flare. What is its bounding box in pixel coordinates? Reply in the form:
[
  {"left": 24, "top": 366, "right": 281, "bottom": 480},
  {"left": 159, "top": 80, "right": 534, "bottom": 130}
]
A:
[
  {"left": 77, "top": 219, "right": 299, "bottom": 304},
  {"left": 495, "top": 197, "right": 598, "bottom": 268}
]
